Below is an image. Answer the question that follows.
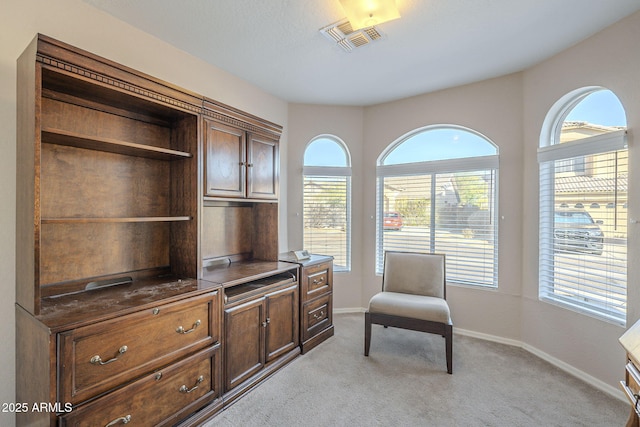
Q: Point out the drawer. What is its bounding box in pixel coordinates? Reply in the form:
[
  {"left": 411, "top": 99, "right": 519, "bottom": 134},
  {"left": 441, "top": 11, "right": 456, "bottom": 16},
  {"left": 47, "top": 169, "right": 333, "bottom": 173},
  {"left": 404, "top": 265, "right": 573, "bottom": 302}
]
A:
[
  {"left": 302, "top": 262, "right": 332, "bottom": 300},
  {"left": 58, "top": 291, "right": 220, "bottom": 405},
  {"left": 60, "top": 345, "right": 221, "bottom": 427},
  {"left": 623, "top": 360, "right": 640, "bottom": 405},
  {"left": 302, "top": 293, "right": 332, "bottom": 342}
]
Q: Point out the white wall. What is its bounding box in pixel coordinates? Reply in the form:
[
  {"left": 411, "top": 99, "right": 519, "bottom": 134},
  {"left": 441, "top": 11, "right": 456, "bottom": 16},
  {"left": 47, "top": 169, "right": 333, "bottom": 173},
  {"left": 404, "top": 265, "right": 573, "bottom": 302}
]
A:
[
  {"left": 287, "top": 74, "right": 525, "bottom": 338},
  {"left": 286, "top": 10, "right": 640, "bottom": 398},
  {"left": 521, "top": 10, "right": 640, "bottom": 391},
  {"left": 287, "top": 105, "right": 365, "bottom": 309},
  {"left": 361, "top": 73, "right": 525, "bottom": 342},
  {"left": 1, "top": 1, "right": 288, "bottom": 426}
]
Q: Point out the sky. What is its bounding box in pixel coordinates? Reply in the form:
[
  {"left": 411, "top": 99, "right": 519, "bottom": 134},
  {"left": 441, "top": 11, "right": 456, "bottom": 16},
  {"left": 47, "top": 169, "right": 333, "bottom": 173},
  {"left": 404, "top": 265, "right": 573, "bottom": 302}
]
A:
[{"left": 304, "top": 90, "right": 627, "bottom": 167}]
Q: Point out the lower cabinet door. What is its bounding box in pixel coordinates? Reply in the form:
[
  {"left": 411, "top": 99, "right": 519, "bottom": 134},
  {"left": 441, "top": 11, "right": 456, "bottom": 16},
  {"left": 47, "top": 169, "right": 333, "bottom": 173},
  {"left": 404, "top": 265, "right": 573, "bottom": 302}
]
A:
[
  {"left": 59, "top": 346, "right": 220, "bottom": 427},
  {"left": 265, "top": 284, "right": 299, "bottom": 362},
  {"left": 224, "top": 297, "right": 266, "bottom": 391}
]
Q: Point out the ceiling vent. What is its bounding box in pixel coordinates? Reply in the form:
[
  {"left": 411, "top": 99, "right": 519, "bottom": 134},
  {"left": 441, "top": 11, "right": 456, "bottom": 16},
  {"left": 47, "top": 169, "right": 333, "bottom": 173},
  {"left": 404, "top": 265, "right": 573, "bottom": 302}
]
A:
[{"left": 320, "top": 19, "right": 384, "bottom": 52}]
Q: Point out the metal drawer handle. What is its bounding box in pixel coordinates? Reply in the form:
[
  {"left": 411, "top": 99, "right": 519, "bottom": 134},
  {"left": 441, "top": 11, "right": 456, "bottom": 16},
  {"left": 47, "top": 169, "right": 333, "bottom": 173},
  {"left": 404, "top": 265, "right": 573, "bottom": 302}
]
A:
[
  {"left": 312, "top": 277, "right": 325, "bottom": 285},
  {"left": 313, "top": 311, "right": 325, "bottom": 320},
  {"left": 90, "top": 346, "right": 128, "bottom": 365},
  {"left": 176, "top": 319, "right": 201, "bottom": 334},
  {"left": 105, "top": 414, "right": 131, "bottom": 426},
  {"left": 179, "top": 375, "right": 204, "bottom": 393}
]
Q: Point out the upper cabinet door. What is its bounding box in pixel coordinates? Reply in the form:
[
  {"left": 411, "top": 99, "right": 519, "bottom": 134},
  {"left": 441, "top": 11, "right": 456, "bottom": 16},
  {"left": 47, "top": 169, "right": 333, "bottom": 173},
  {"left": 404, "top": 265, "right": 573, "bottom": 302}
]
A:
[
  {"left": 204, "top": 120, "right": 246, "bottom": 198},
  {"left": 247, "top": 133, "right": 279, "bottom": 200}
]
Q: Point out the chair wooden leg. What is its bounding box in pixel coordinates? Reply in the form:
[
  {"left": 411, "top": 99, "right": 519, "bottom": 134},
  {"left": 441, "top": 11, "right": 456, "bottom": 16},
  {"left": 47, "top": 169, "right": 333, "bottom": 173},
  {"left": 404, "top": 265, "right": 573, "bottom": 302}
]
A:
[
  {"left": 364, "top": 312, "right": 372, "bottom": 356},
  {"left": 445, "top": 324, "right": 453, "bottom": 374}
]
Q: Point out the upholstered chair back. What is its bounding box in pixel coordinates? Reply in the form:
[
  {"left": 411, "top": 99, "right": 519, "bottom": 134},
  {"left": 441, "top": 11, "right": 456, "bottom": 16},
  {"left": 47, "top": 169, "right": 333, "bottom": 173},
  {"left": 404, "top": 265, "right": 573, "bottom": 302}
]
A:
[{"left": 382, "top": 251, "right": 445, "bottom": 298}]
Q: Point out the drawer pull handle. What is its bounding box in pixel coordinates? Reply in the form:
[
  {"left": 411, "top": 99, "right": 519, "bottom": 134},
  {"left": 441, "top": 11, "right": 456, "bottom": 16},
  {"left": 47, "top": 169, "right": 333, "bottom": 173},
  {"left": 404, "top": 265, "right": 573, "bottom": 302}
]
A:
[
  {"left": 313, "top": 311, "right": 325, "bottom": 320},
  {"left": 312, "top": 277, "right": 325, "bottom": 285},
  {"left": 176, "top": 319, "right": 201, "bottom": 334},
  {"left": 105, "top": 414, "right": 131, "bottom": 426},
  {"left": 90, "top": 346, "right": 128, "bottom": 366},
  {"left": 179, "top": 375, "right": 204, "bottom": 393}
]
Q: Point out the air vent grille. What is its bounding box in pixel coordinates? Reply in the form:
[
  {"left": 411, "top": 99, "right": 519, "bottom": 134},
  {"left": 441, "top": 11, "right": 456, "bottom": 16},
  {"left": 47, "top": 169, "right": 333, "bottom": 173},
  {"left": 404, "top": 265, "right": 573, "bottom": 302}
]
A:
[{"left": 320, "top": 19, "right": 386, "bottom": 52}]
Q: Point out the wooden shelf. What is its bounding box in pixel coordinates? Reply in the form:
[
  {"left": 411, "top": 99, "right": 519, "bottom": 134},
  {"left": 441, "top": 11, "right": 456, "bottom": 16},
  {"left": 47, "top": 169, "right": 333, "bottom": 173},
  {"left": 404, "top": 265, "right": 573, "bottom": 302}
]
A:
[
  {"left": 41, "top": 127, "right": 193, "bottom": 160},
  {"left": 41, "top": 216, "right": 192, "bottom": 224}
]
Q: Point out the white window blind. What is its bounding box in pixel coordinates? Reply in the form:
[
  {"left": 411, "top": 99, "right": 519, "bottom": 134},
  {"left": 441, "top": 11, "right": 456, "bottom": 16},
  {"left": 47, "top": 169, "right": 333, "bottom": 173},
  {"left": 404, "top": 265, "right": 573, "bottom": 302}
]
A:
[
  {"left": 376, "top": 166, "right": 498, "bottom": 287},
  {"left": 303, "top": 173, "right": 351, "bottom": 271},
  {"left": 538, "top": 131, "right": 627, "bottom": 324}
]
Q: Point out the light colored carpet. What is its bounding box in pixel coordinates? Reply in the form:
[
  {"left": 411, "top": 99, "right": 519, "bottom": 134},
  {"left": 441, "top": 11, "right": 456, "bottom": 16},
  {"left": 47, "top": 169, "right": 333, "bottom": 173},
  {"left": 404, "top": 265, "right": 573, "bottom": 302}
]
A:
[{"left": 205, "top": 313, "right": 628, "bottom": 426}]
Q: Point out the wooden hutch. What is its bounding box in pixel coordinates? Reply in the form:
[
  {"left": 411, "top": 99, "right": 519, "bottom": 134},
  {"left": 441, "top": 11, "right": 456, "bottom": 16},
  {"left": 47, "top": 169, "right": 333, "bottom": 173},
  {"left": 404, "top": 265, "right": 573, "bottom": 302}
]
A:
[{"left": 15, "top": 34, "right": 332, "bottom": 426}]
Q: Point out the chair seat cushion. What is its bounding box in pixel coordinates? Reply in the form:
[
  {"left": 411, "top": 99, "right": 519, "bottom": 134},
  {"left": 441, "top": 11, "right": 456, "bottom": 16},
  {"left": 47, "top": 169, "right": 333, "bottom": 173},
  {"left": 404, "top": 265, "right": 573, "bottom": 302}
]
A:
[{"left": 368, "top": 292, "right": 451, "bottom": 324}]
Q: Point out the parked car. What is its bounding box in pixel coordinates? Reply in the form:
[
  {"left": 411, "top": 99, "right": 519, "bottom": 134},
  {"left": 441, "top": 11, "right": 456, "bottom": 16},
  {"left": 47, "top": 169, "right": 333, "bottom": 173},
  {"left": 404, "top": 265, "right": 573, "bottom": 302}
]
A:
[
  {"left": 554, "top": 209, "right": 604, "bottom": 255},
  {"left": 383, "top": 211, "right": 403, "bottom": 230}
]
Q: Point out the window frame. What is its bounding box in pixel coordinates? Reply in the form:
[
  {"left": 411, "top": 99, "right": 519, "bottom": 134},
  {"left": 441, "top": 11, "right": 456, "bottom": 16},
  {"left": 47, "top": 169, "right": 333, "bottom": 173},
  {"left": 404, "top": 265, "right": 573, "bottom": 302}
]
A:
[
  {"left": 537, "top": 87, "right": 628, "bottom": 325},
  {"left": 376, "top": 125, "right": 499, "bottom": 288},
  {"left": 302, "top": 135, "right": 352, "bottom": 272}
]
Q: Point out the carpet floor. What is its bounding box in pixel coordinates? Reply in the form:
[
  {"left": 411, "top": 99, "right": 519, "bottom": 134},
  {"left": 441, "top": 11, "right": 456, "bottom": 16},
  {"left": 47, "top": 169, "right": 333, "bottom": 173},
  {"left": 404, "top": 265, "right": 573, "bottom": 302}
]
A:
[{"left": 205, "top": 313, "right": 628, "bottom": 426}]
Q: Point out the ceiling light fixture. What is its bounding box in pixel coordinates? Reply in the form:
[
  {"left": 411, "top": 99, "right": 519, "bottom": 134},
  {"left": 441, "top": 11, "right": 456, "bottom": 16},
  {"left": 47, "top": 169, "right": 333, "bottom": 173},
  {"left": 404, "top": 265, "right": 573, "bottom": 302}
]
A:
[{"left": 338, "top": 0, "right": 401, "bottom": 31}]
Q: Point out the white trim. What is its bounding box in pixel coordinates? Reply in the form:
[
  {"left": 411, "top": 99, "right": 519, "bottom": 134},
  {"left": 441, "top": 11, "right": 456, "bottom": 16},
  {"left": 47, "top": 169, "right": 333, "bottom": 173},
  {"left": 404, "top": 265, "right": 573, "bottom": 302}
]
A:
[
  {"left": 377, "top": 123, "right": 498, "bottom": 165},
  {"left": 334, "top": 307, "right": 366, "bottom": 314},
  {"left": 304, "top": 134, "right": 352, "bottom": 166},
  {"left": 521, "top": 342, "right": 625, "bottom": 403},
  {"left": 537, "top": 129, "right": 627, "bottom": 163},
  {"left": 377, "top": 154, "right": 498, "bottom": 177},
  {"left": 335, "top": 310, "right": 626, "bottom": 403},
  {"left": 303, "top": 165, "right": 352, "bottom": 176},
  {"left": 539, "top": 86, "right": 603, "bottom": 148},
  {"left": 455, "top": 326, "right": 625, "bottom": 402}
]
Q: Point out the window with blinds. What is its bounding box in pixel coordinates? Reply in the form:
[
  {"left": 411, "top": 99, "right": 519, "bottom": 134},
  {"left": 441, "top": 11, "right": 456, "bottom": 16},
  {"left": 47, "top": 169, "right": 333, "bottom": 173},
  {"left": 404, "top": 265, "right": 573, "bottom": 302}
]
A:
[
  {"left": 303, "top": 137, "right": 351, "bottom": 272},
  {"left": 376, "top": 126, "right": 498, "bottom": 288},
  {"left": 538, "top": 88, "right": 627, "bottom": 325}
]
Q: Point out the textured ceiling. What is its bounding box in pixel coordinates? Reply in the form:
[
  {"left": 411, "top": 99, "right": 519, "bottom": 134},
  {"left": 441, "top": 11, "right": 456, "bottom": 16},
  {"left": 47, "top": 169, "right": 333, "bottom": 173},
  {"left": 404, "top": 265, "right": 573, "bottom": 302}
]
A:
[{"left": 83, "top": 0, "right": 640, "bottom": 106}]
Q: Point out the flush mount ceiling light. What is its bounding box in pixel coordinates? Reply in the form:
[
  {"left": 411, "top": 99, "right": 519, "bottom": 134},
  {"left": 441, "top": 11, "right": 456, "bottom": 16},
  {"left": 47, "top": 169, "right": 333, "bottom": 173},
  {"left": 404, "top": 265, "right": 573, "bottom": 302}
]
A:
[{"left": 338, "top": 0, "right": 401, "bottom": 31}]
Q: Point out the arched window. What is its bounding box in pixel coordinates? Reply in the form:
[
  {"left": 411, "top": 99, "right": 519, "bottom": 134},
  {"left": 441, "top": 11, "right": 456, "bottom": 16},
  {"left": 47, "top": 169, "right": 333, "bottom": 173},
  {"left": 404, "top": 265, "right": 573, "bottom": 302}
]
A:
[
  {"left": 376, "top": 125, "right": 499, "bottom": 287},
  {"left": 538, "top": 87, "right": 627, "bottom": 325},
  {"left": 303, "top": 136, "right": 351, "bottom": 271}
]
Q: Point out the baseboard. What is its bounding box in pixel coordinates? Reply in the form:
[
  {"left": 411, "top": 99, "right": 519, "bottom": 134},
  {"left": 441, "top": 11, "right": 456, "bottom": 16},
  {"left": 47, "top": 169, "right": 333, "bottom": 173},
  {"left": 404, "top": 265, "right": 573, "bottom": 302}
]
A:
[
  {"left": 521, "top": 342, "right": 626, "bottom": 403},
  {"left": 334, "top": 309, "right": 626, "bottom": 403},
  {"left": 334, "top": 307, "right": 365, "bottom": 314}
]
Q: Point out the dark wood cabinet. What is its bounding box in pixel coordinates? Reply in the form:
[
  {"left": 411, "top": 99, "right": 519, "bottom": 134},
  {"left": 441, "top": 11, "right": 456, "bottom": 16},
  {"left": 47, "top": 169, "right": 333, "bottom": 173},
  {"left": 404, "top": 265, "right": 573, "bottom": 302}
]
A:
[
  {"left": 15, "top": 34, "right": 220, "bottom": 427},
  {"left": 204, "top": 119, "right": 279, "bottom": 200},
  {"left": 247, "top": 132, "right": 279, "bottom": 199},
  {"left": 204, "top": 262, "right": 300, "bottom": 406},
  {"left": 280, "top": 254, "right": 335, "bottom": 353},
  {"left": 59, "top": 332, "right": 221, "bottom": 427},
  {"left": 223, "top": 282, "right": 300, "bottom": 391},
  {"left": 203, "top": 99, "right": 280, "bottom": 201},
  {"left": 204, "top": 120, "right": 246, "bottom": 198},
  {"left": 224, "top": 297, "right": 266, "bottom": 390},
  {"left": 265, "top": 283, "right": 299, "bottom": 361},
  {"left": 620, "top": 319, "right": 640, "bottom": 426},
  {"left": 16, "top": 34, "right": 297, "bottom": 427}
]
